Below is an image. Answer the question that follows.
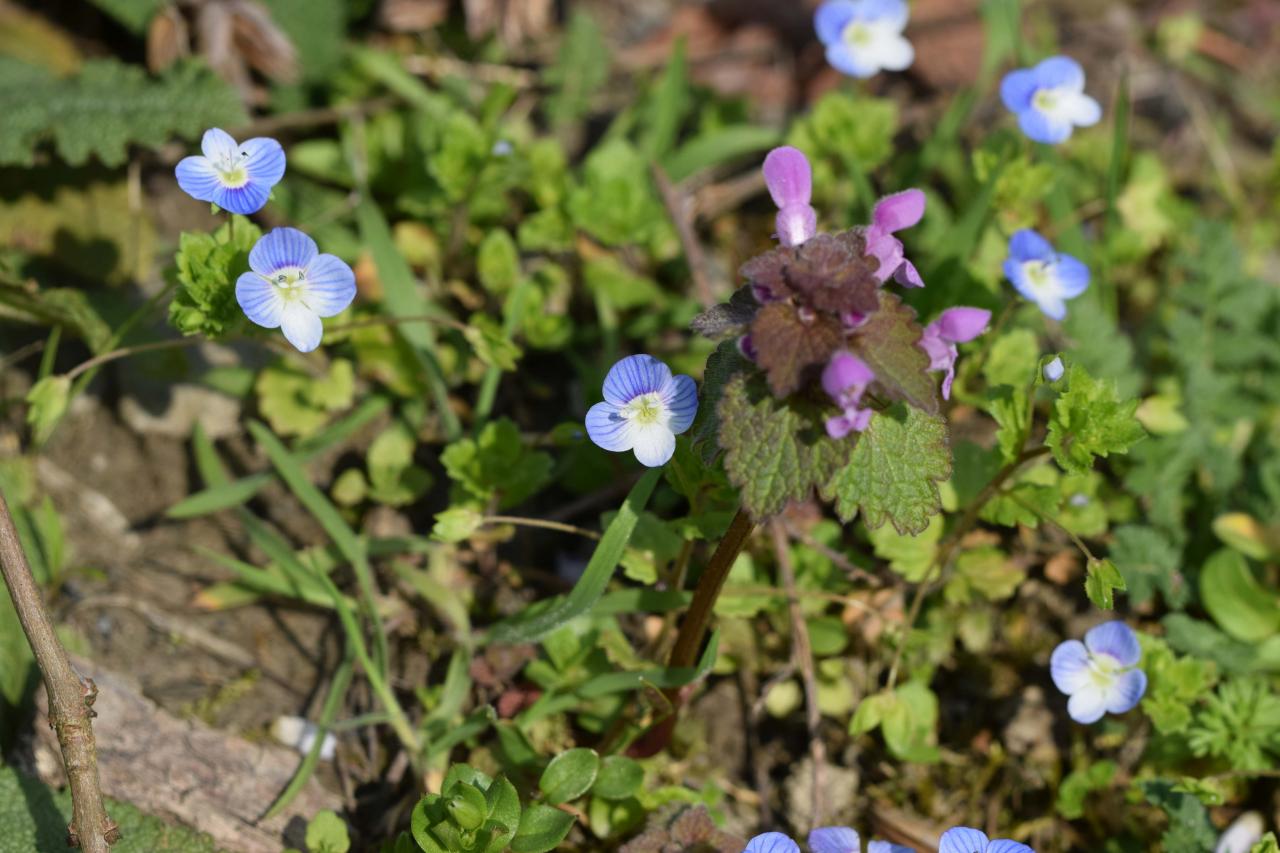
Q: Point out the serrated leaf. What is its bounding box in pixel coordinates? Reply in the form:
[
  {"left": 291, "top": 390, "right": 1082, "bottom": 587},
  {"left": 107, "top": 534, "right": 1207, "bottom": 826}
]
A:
[
  {"left": 750, "top": 301, "right": 843, "bottom": 397},
  {"left": 464, "top": 313, "right": 522, "bottom": 371},
  {"left": 821, "top": 404, "right": 950, "bottom": 535},
  {"left": 987, "top": 386, "right": 1030, "bottom": 464},
  {"left": 441, "top": 419, "right": 552, "bottom": 510},
  {"left": 690, "top": 339, "right": 749, "bottom": 463},
  {"left": 718, "top": 375, "right": 848, "bottom": 520},
  {"left": 689, "top": 286, "right": 759, "bottom": 339},
  {"left": 477, "top": 229, "right": 521, "bottom": 294},
  {"left": 170, "top": 217, "right": 261, "bottom": 339},
  {"left": 1046, "top": 364, "right": 1146, "bottom": 473},
  {"left": 1084, "top": 558, "right": 1126, "bottom": 610},
  {"left": 1110, "top": 525, "right": 1186, "bottom": 608},
  {"left": 850, "top": 291, "right": 939, "bottom": 415}
]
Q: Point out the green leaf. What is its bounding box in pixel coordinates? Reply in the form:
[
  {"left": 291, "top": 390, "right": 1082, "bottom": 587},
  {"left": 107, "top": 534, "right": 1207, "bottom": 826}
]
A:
[
  {"left": 638, "top": 39, "right": 689, "bottom": 160},
  {"left": 367, "top": 423, "right": 432, "bottom": 507},
  {"left": 691, "top": 340, "right": 750, "bottom": 464},
  {"left": 1110, "top": 525, "right": 1187, "bottom": 609},
  {"left": 255, "top": 359, "right": 354, "bottom": 438},
  {"left": 945, "top": 546, "right": 1024, "bottom": 603},
  {"left": 432, "top": 507, "right": 485, "bottom": 543},
  {"left": 169, "top": 217, "right": 261, "bottom": 339},
  {"left": 1056, "top": 760, "right": 1117, "bottom": 820},
  {"left": 592, "top": 756, "right": 644, "bottom": 801},
  {"left": 987, "top": 386, "right": 1030, "bottom": 465},
  {"left": 850, "top": 291, "right": 939, "bottom": 415},
  {"left": 511, "top": 804, "right": 576, "bottom": 853},
  {"left": 486, "top": 468, "right": 661, "bottom": 644},
  {"left": 539, "top": 748, "right": 600, "bottom": 805},
  {"left": 1046, "top": 364, "right": 1145, "bottom": 473},
  {"left": 1085, "top": 558, "right": 1127, "bottom": 611},
  {"left": 869, "top": 515, "right": 941, "bottom": 582},
  {"left": 1139, "top": 780, "right": 1217, "bottom": 853},
  {"left": 717, "top": 374, "right": 848, "bottom": 520},
  {"left": 84, "top": 0, "right": 164, "bottom": 34},
  {"left": 477, "top": 230, "right": 521, "bottom": 294},
  {"left": 441, "top": 419, "right": 553, "bottom": 510},
  {"left": 544, "top": 11, "right": 610, "bottom": 128},
  {"left": 305, "top": 810, "right": 351, "bottom": 853},
  {"left": 1200, "top": 549, "right": 1280, "bottom": 642},
  {"left": 0, "top": 59, "right": 244, "bottom": 167},
  {"left": 24, "top": 375, "right": 70, "bottom": 445},
  {"left": 982, "top": 328, "right": 1040, "bottom": 389},
  {"left": 662, "top": 125, "right": 781, "bottom": 183},
  {"left": 880, "top": 681, "right": 940, "bottom": 763},
  {"left": 821, "top": 404, "right": 951, "bottom": 535}
]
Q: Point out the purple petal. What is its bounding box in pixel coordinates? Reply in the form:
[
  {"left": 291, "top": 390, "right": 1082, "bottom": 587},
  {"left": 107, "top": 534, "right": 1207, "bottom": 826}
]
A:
[
  {"left": 175, "top": 156, "right": 221, "bottom": 204},
  {"left": 822, "top": 351, "right": 875, "bottom": 400},
  {"left": 938, "top": 827, "right": 990, "bottom": 853},
  {"left": 660, "top": 373, "right": 699, "bottom": 435},
  {"left": 866, "top": 232, "right": 905, "bottom": 283},
  {"left": 894, "top": 259, "right": 924, "bottom": 288},
  {"left": 280, "top": 302, "right": 323, "bottom": 352},
  {"left": 200, "top": 127, "right": 238, "bottom": 162},
  {"left": 1007, "top": 229, "right": 1054, "bottom": 263},
  {"left": 935, "top": 307, "right": 991, "bottom": 343},
  {"left": 1043, "top": 357, "right": 1065, "bottom": 382},
  {"left": 240, "top": 136, "right": 286, "bottom": 188},
  {"left": 250, "top": 227, "right": 319, "bottom": 275},
  {"left": 918, "top": 330, "right": 954, "bottom": 373},
  {"left": 1067, "top": 684, "right": 1109, "bottom": 724},
  {"left": 987, "top": 842, "right": 1035, "bottom": 853},
  {"left": 1084, "top": 621, "right": 1141, "bottom": 667},
  {"left": 1105, "top": 669, "right": 1147, "bottom": 714},
  {"left": 1033, "top": 55, "right": 1086, "bottom": 92},
  {"left": 777, "top": 204, "right": 818, "bottom": 247},
  {"left": 585, "top": 402, "right": 633, "bottom": 452},
  {"left": 814, "top": 1, "right": 857, "bottom": 45},
  {"left": 1000, "top": 68, "right": 1039, "bottom": 112},
  {"left": 826, "top": 405, "right": 873, "bottom": 438},
  {"left": 302, "top": 253, "right": 357, "bottom": 318},
  {"left": 1049, "top": 639, "right": 1092, "bottom": 696},
  {"left": 872, "top": 189, "right": 926, "bottom": 235},
  {"left": 236, "top": 272, "right": 283, "bottom": 329},
  {"left": 601, "top": 354, "right": 672, "bottom": 406},
  {"left": 763, "top": 146, "right": 813, "bottom": 209},
  {"left": 809, "top": 826, "right": 860, "bottom": 853}
]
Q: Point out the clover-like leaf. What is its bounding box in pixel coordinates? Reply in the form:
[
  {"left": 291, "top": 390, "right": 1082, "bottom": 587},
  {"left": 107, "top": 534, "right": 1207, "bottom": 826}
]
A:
[
  {"left": 750, "top": 301, "right": 843, "bottom": 397},
  {"left": 849, "top": 290, "right": 939, "bottom": 415},
  {"left": 718, "top": 374, "right": 849, "bottom": 520},
  {"left": 821, "top": 404, "right": 950, "bottom": 535}
]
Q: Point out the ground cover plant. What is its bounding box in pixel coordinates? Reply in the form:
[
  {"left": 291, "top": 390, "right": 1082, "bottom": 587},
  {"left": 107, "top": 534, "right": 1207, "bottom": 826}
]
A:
[{"left": 1, "top": 1, "right": 1279, "bottom": 851}]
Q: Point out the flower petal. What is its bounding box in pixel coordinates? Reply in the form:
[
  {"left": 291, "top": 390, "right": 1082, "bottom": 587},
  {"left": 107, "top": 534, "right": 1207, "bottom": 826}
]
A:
[
  {"left": 1064, "top": 92, "right": 1102, "bottom": 127},
  {"left": 200, "top": 127, "right": 239, "bottom": 162},
  {"left": 1018, "top": 107, "right": 1074, "bottom": 145},
  {"left": 865, "top": 30, "right": 913, "bottom": 71},
  {"left": 938, "top": 827, "right": 990, "bottom": 853},
  {"left": 814, "top": 1, "right": 857, "bottom": 45},
  {"left": 777, "top": 204, "right": 818, "bottom": 247},
  {"left": 602, "top": 355, "right": 673, "bottom": 406},
  {"left": 825, "top": 42, "right": 879, "bottom": 78},
  {"left": 302, "top": 253, "right": 357, "bottom": 317},
  {"left": 1105, "top": 668, "right": 1147, "bottom": 714},
  {"left": 935, "top": 307, "right": 991, "bottom": 343},
  {"left": 211, "top": 182, "right": 272, "bottom": 215},
  {"left": 1000, "top": 68, "right": 1039, "bottom": 112},
  {"left": 660, "top": 374, "right": 699, "bottom": 435},
  {"left": 240, "top": 136, "right": 286, "bottom": 187},
  {"left": 1053, "top": 254, "right": 1090, "bottom": 298},
  {"left": 1044, "top": 356, "right": 1065, "bottom": 382},
  {"left": 1007, "top": 229, "right": 1054, "bottom": 262},
  {"left": 763, "top": 146, "right": 813, "bottom": 209},
  {"left": 873, "top": 189, "right": 926, "bottom": 234},
  {"left": 745, "top": 833, "right": 802, "bottom": 853},
  {"left": 1033, "top": 55, "right": 1086, "bottom": 92},
  {"left": 809, "top": 826, "right": 860, "bottom": 853},
  {"left": 987, "top": 841, "right": 1035, "bottom": 853},
  {"left": 1067, "top": 683, "right": 1109, "bottom": 724},
  {"left": 280, "top": 302, "right": 324, "bottom": 353},
  {"left": 251, "top": 227, "right": 319, "bottom": 275},
  {"left": 823, "top": 351, "right": 875, "bottom": 400},
  {"left": 236, "top": 272, "right": 284, "bottom": 329},
  {"left": 1084, "top": 621, "right": 1141, "bottom": 667},
  {"left": 867, "top": 842, "right": 917, "bottom": 853},
  {"left": 175, "top": 156, "right": 221, "bottom": 203},
  {"left": 630, "top": 422, "right": 676, "bottom": 467},
  {"left": 1050, "top": 639, "right": 1092, "bottom": 696},
  {"left": 894, "top": 259, "right": 924, "bottom": 288},
  {"left": 585, "top": 402, "right": 634, "bottom": 452},
  {"left": 862, "top": 0, "right": 909, "bottom": 30}
]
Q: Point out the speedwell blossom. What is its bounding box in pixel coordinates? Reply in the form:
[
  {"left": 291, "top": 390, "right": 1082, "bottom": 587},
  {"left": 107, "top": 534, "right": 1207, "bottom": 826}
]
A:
[
  {"left": 742, "top": 827, "right": 914, "bottom": 853},
  {"left": 1002, "top": 229, "right": 1089, "bottom": 320},
  {"left": 236, "top": 227, "right": 356, "bottom": 353},
  {"left": 1043, "top": 356, "right": 1065, "bottom": 383},
  {"left": 585, "top": 355, "right": 698, "bottom": 468},
  {"left": 938, "top": 827, "right": 1034, "bottom": 853},
  {"left": 814, "top": 0, "right": 914, "bottom": 79},
  {"left": 822, "top": 351, "right": 876, "bottom": 438},
  {"left": 919, "top": 307, "right": 990, "bottom": 399},
  {"left": 1000, "top": 56, "right": 1101, "bottom": 145},
  {"left": 763, "top": 146, "right": 818, "bottom": 248},
  {"left": 1050, "top": 620, "right": 1147, "bottom": 725},
  {"left": 866, "top": 190, "right": 926, "bottom": 288},
  {"left": 176, "top": 128, "right": 286, "bottom": 214}
]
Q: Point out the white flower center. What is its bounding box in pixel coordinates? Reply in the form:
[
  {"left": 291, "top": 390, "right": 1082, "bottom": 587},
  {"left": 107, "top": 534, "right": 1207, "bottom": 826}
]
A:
[
  {"left": 621, "top": 392, "right": 667, "bottom": 428},
  {"left": 842, "top": 21, "right": 874, "bottom": 48},
  {"left": 1020, "top": 259, "right": 1059, "bottom": 293},
  {"left": 215, "top": 149, "right": 251, "bottom": 188},
  {"left": 1087, "top": 652, "right": 1122, "bottom": 690},
  {"left": 1032, "top": 86, "right": 1075, "bottom": 121},
  {"left": 268, "top": 266, "right": 308, "bottom": 301}
]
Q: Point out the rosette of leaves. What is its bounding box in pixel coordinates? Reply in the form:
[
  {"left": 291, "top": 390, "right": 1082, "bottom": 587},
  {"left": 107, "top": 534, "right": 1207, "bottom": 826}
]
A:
[
  {"left": 410, "top": 765, "right": 522, "bottom": 853},
  {"left": 692, "top": 229, "right": 950, "bottom": 534}
]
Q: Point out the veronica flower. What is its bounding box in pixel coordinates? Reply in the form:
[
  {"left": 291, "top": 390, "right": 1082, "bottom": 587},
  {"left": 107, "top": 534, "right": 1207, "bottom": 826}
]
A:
[
  {"left": 810, "top": 826, "right": 915, "bottom": 853},
  {"left": 1043, "top": 356, "right": 1065, "bottom": 382},
  {"left": 865, "top": 190, "right": 926, "bottom": 288},
  {"left": 919, "top": 307, "right": 991, "bottom": 399},
  {"left": 1002, "top": 229, "right": 1089, "bottom": 320},
  {"left": 236, "top": 228, "right": 356, "bottom": 353},
  {"left": 814, "top": 0, "right": 914, "bottom": 79},
  {"left": 822, "top": 352, "right": 876, "bottom": 438},
  {"left": 1050, "top": 620, "right": 1147, "bottom": 725},
  {"left": 176, "top": 128, "right": 285, "bottom": 214},
  {"left": 938, "top": 827, "right": 1034, "bottom": 853},
  {"left": 764, "top": 146, "right": 818, "bottom": 248},
  {"left": 585, "top": 355, "right": 698, "bottom": 467},
  {"left": 1000, "top": 56, "right": 1102, "bottom": 145}
]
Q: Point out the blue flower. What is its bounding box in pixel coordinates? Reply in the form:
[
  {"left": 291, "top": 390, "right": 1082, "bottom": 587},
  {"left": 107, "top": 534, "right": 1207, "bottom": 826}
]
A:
[
  {"left": 1000, "top": 56, "right": 1101, "bottom": 144},
  {"left": 938, "top": 827, "right": 1034, "bottom": 853},
  {"left": 1043, "top": 356, "right": 1065, "bottom": 382},
  {"left": 1050, "top": 620, "right": 1147, "bottom": 725},
  {"left": 814, "top": 0, "right": 913, "bottom": 78},
  {"left": 176, "top": 128, "right": 286, "bottom": 214},
  {"left": 1002, "top": 229, "right": 1089, "bottom": 320},
  {"left": 235, "top": 227, "right": 356, "bottom": 353},
  {"left": 585, "top": 355, "right": 698, "bottom": 468},
  {"left": 743, "top": 828, "right": 915, "bottom": 853},
  {"left": 745, "top": 834, "right": 801, "bottom": 853}
]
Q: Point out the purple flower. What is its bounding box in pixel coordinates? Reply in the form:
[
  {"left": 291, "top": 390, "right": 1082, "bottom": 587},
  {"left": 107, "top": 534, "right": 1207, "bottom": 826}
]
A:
[
  {"left": 1043, "top": 356, "right": 1064, "bottom": 382},
  {"left": 938, "top": 827, "right": 1034, "bottom": 853},
  {"left": 1000, "top": 56, "right": 1101, "bottom": 145},
  {"left": 236, "top": 227, "right": 356, "bottom": 352},
  {"left": 810, "top": 826, "right": 915, "bottom": 853},
  {"left": 585, "top": 355, "right": 698, "bottom": 467},
  {"left": 1050, "top": 620, "right": 1147, "bottom": 724},
  {"left": 814, "top": 0, "right": 914, "bottom": 78},
  {"left": 176, "top": 128, "right": 285, "bottom": 215},
  {"left": 1002, "top": 229, "right": 1089, "bottom": 320},
  {"left": 744, "top": 833, "right": 801, "bottom": 853},
  {"left": 919, "top": 307, "right": 991, "bottom": 399},
  {"left": 865, "top": 190, "right": 926, "bottom": 288},
  {"left": 764, "top": 146, "right": 818, "bottom": 248},
  {"left": 822, "top": 351, "right": 876, "bottom": 438}
]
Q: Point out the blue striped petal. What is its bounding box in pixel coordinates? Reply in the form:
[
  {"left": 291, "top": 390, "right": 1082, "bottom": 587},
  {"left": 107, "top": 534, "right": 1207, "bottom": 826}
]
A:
[
  {"left": 986, "top": 842, "right": 1034, "bottom": 853},
  {"left": 585, "top": 402, "right": 633, "bottom": 452},
  {"left": 240, "top": 136, "right": 286, "bottom": 188},
  {"left": 235, "top": 272, "right": 284, "bottom": 329},
  {"left": 660, "top": 374, "right": 698, "bottom": 435},
  {"left": 1084, "top": 621, "right": 1141, "bottom": 667},
  {"left": 938, "top": 827, "right": 989, "bottom": 853},
  {"left": 744, "top": 833, "right": 801, "bottom": 853},
  {"left": 250, "top": 227, "right": 318, "bottom": 275},
  {"left": 200, "top": 127, "right": 238, "bottom": 162},
  {"left": 1105, "top": 669, "right": 1147, "bottom": 714},
  {"left": 809, "top": 826, "right": 860, "bottom": 853},
  {"left": 1053, "top": 254, "right": 1090, "bottom": 298},
  {"left": 302, "top": 253, "right": 356, "bottom": 317},
  {"left": 280, "top": 303, "right": 323, "bottom": 353},
  {"left": 211, "top": 181, "right": 271, "bottom": 215},
  {"left": 1006, "top": 229, "right": 1053, "bottom": 262},
  {"left": 1049, "top": 639, "right": 1091, "bottom": 696},
  {"left": 175, "top": 156, "right": 221, "bottom": 203},
  {"left": 602, "top": 355, "right": 672, "bottom": 406}
]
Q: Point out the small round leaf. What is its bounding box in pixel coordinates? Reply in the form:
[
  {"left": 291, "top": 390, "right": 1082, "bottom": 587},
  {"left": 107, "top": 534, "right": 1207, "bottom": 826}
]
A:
[{"left": 538, "top": 747, "right": 600, "bottom": 805}]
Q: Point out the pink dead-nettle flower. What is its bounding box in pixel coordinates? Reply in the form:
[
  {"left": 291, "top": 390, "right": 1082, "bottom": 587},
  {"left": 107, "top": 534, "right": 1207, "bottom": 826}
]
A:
[
  {"left": 763, "top": 146, "right": 819, "bottom": 249},
  {"left": 919, "top": 307, "right": 991, "bottom": 399},
  {"left": 865, "top": 189, "right": 926, "bottom": 287},
  {"left": 822, "top": 351, "right": 876, "bottom": 438}
]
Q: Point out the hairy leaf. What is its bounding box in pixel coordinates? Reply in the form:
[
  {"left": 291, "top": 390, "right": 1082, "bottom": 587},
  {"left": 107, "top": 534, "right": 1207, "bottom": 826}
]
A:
[
  {"left": 738, "top": 233, "right": 879, "bottom": 316},
  {"left": 690, "top": 287, "right": 759, "bottom": 339},
  {"left": 691, "top": 339, "right": 750, "bottom": 463},
  {"left": 750, "top": 301, "right": 843, "bottom": 397},
  {"left": 849, "top": 291, "right": 939, "bottom": 415}
]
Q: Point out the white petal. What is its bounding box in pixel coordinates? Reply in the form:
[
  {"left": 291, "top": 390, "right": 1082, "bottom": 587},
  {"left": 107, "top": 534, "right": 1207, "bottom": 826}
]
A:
[
  {"left": 1064, "top": 92, "right": 1102, "bottom": 127},
  {"left": 302, "top": 254, "right": 356, "bottom": 317},
  {"left": 1067, "top": 684, "right": 1109, "bottom": 724},
  {"left": 200, "top": 127, "right": 239, "bottom": 162},
  {"left": 280, "top": 303, "right": 324, "bottom": 352},
  {"left": 1049, "top": 640, "right": 1092, "bottom": 695},
  {"left": 630, "top": 422, "right": 675, "bottom": 467},
  {"left": 866, "top": 29, "right": 914, "bottom": 71}
]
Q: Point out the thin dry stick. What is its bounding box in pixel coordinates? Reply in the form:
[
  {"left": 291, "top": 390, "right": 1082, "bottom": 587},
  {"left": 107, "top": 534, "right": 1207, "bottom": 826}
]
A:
[
  {"left": 0, "top": 492, "right": 117, "bottom": 851},
  {"left": 652, "top": 164, "right": 715, "bottom": 309},
  {"left": 771, "top": 520, "right": 827, "bottom": 827}
]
